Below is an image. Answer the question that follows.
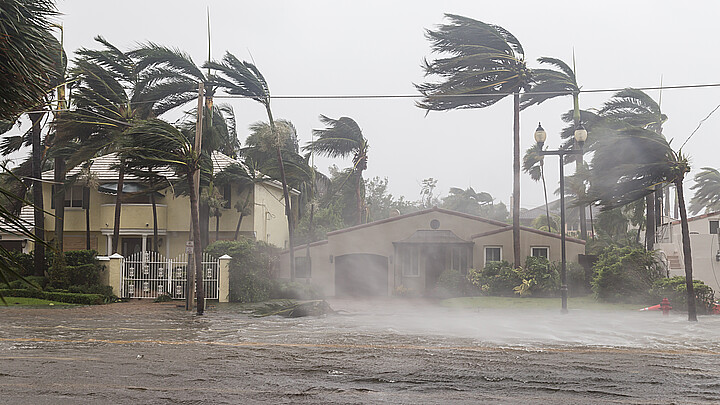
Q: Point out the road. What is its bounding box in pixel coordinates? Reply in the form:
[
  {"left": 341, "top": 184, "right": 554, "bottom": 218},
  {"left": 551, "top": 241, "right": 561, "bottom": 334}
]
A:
[{"left": 1, "top": 299, "right": 719, "bottom": 404}]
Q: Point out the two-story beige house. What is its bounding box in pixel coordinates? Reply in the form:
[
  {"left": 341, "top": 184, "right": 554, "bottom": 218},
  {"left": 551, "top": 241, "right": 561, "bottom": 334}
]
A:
[{"left": 13, "top": 152, "right": 296, "bottom": 257}]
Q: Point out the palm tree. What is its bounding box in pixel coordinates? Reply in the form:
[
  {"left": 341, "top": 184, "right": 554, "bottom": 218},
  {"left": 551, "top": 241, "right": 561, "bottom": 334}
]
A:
[
  {"left": 304, "top": 115, "right": 368, "bottom": 226},
  {"left": 523, "top": 144, "right": 553, "bottom": 232},
  {"left": 586, "top": 126, "right": 697, "bottom": 321},
  {"left": 597, "top": 89, "right": 668, "bottom": 250},
  {"left": 689, "top": 167, "right": 720, "bottom": 215},
  {"left": 520, "top": 56, "right": 588, "bottom": 239},
  {"left": 214, "top": 162, "right": 257, "bottom": 240},
  {"left": 125, "top": 118, "right": 207, "bottom": 314},
  {"left": 0, "top": 0, "right": 59, "bottom": 119},
  {"left": 206, "top": 53, "right": 297, "bottom": 278},
  {"left": 416, "top": 14, "right": 533, "bottom": 266}
]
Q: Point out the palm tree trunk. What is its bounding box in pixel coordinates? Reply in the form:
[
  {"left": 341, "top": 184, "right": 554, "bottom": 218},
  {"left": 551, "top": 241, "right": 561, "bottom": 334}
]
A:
[
  {"left": 356, "top": 169, "right": 364, "bottom": 225},
  {"left": 151, "top": 191, "right": 158, "bottom": 252},
  {"left": 215, "top": 214, "right": 220, "bottom": 242},
  {"left": 84, "top": 187, "right": 90, "bottom": 250},
  {"left": 265, "top": 104, "right": 295, "bottom": 281},
  {"left": 188, "top": 169, "right": 204, "bottom": 315},
  {"left": 54, "top": 157, "right": 66, "bottom": 253},
  {"left": 200, "top": 199, "right": 210, "bottom": 249},
  {"left": 29, "top": 111, "right": 45, "bottom": 276},
  {"left": 573, "top": 92, "right": 588, "bottom": 241},
  {"left": 676, "top": 178, "right": 697, "bottom": 321},
  {"left": 540, "top": 163, "right": 552, "bottom": 232},
  {"left": 645, "top": 194, "right": 655, "bottom": 250},
  {"left": 112, "top": 164, "right": 125, "bottom": 254},
  {"left": 234, "top": 189, "right": 252, "bottom": 240},
  {"left": 589, "top": 204, "right": 595, "bottom": 240},
  {"left": 512, "top": 92, "right": 521, "bottom": 266}
]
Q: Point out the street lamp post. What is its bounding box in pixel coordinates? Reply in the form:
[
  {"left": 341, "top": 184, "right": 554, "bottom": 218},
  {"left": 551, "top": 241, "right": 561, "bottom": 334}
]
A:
[{"left": 534, "top": 122, "right": 587, "bottom": 313}]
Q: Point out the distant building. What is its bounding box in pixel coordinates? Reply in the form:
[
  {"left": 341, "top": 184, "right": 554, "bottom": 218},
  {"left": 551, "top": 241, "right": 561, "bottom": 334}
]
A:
[
  {"left": 656, "top": 211, "right": 720, "bottom": 293},
  {"left": 278, "top": 207, "right": 586, "bottom": 297},
  {"left": 520, "top": 198, "right": 599, "bottom": 238}
]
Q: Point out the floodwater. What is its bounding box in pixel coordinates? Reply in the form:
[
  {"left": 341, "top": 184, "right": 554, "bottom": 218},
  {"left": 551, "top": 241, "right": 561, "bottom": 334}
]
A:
[{"left": 1, "top": 299, "right": 719, "bottom": 404}]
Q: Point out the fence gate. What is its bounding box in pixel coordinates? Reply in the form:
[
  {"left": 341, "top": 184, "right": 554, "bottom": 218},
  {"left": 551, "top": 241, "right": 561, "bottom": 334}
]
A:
[{"left": 121, "top": 251, "right": 219, "bottom": 300}]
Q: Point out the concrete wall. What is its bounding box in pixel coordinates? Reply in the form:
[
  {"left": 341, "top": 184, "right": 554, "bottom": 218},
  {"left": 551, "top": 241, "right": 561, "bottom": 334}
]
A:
[{"left": 472, "top": 228, "right": 586, "bottom": 268}]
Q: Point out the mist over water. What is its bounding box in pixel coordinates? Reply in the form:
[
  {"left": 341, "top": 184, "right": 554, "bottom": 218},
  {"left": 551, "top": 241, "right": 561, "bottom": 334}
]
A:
[{"left": 207, "top": 299, "right": 720, "bottom": 353}]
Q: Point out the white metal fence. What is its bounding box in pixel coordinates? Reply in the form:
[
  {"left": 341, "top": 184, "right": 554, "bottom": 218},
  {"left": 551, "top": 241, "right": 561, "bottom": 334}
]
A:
[{"left": 121, "top": 251, "right": 219, "bottom": 299}]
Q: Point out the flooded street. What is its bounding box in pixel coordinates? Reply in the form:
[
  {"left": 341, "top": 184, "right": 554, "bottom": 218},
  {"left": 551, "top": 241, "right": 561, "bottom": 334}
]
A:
[{"left": 1, "top": 299, "right": 719, "bottom": 404}]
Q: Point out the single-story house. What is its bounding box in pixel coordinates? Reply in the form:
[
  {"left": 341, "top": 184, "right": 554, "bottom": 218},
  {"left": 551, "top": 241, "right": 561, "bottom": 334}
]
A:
[{"left": 278, "top": 207, "right": 586, "bottom": 297}]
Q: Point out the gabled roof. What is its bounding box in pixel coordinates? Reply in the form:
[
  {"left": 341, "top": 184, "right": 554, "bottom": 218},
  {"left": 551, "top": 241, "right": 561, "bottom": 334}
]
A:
[
  {"left": 326, "top": 206, "right": 510, "bottom": 237},
  {"left": 471, "top": 226, "right": 586, "bottom": 245}
]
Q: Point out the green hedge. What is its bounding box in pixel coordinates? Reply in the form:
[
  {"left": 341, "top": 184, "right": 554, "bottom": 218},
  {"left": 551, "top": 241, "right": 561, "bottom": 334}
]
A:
[
  {"left": 591, "top": 246, "right": 665, "bottom": 303},
  {"left": 0, "top": 289, "right": 106, "bottom": 305},
  {"left": 650, "top": 276, "right": 715, "bottom": 314}
]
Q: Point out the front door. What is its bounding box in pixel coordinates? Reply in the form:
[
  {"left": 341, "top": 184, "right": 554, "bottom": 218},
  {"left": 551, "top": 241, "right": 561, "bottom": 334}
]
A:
[
  {"left": 122, "top": 237, "right": 143, "bottom": 257},
  {"left": 424, "top": 246, "right": 445, "bottom": 293}
]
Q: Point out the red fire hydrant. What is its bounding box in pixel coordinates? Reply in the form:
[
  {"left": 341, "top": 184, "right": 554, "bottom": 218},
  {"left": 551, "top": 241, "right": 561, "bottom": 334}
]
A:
[{"left": 660, "top": 298, "right": 672, "bottom": 316}]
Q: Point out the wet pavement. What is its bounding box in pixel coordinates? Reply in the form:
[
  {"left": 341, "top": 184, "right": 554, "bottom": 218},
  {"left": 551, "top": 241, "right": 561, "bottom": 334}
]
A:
[{"left": 1, "top": 299, "right": 719, "bottom": 404}]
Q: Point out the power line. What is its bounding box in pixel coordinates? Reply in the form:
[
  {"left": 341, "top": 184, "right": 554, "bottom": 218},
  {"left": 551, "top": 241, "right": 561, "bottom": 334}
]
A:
[
  {"left": 14, "top": 82, "right": 720, "bottom": 114},
  {"left": 680, "top": 102, "right": 720, "bottom": 150}
]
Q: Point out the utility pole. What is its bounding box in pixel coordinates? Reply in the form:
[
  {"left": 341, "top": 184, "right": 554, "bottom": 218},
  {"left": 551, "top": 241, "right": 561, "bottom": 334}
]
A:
[{"left": 186, "top": 82, "right": 204, "bottom": 311}]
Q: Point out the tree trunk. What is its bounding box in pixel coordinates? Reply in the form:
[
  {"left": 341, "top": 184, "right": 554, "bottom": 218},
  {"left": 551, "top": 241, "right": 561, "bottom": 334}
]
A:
[
  {"left": 356, "top": 169, "right": 363, "bottom": 225},
  {"left": 29, "top": 111, "right": 45, "bottom": 276},
  {"left": 188, "top": 170, "right": 204, "bottom": 315},
  {"left": 84, "top": 187, "right": 90, "bottom": 250},
  {"left": 200, "top": 199, "right": 210, "bottom": 249},
  {"left": 512, "top": 92, "right": 521, "bottom": 266},
  {"left": 215, "top": 214, "right": 220, "bottom": 242},
  {"left": 645, "top": 194, "right": 655, "bottom": 251},
  {"left": 54, "top": 157, "right": 66, "bottom": 253},
  {"left": 111, "top": 164, "right": 125, "bottom": 254},
  {"left": 265, "top": 104, "right": 295, "bottom": 281},
  {"left": 676, "top": 178, "right": 697, "bottom": 321},
  {"left": 234, "top": 189, "right": 252, "bottom": 240},
  {"left": 151, "top": 191, "right": 158, "bottom": 252},
  {"left": 655, "top": 186, "right": 663, "bottom": 228},
  {"left": 573, "top": 92, "right": 588, "bottom": 241},
  {"left": 541, "top": 162, "right": 552, "bottom": 232}
]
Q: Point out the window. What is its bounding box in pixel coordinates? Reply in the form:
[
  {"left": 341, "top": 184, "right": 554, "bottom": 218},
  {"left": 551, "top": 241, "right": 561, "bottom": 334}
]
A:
[
  {"left": 531, "top": 247, "right": 549, "bottom": 259},
  {"left": 450, "top": 246, "right": 469, "bottom": 274},
  {"left": 710, "top": 220, "right": 719, "bottom": 235},
  {"left": 51, "top": 185, "right": 85, "bottom": 208},
  {"left": 485, "top": 246, "right": 502, "bottom": 265},
  {"left": 295, "top": 256, "right": 311, "bottom": 278},
  {"left": 222, "top": 184, "right": 232, "bottom": 209},
  {"left": 401, "top": 246, "right": 419, "bottom": 276}
]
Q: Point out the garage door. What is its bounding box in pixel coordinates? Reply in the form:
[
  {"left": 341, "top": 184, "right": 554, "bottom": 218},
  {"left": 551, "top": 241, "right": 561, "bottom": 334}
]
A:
[{"left": 335, "top": 254, "right": 388, "bottom": 297}]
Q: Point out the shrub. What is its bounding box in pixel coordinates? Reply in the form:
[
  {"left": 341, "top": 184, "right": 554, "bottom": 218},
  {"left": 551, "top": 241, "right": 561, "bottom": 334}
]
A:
[
  {"left": 0, "top": 289, "right": 106, "bottom": 305},
  {"left": 205, "top": 238, "right": 280, "bottom": 303},
  {"left": 468, "top": 260, "right": 522, "bottom": 296},
  {"left": 650, "top": 276, "right": 715, "bottom": 314},
  {"left": 433, "top": 269, "right": 474, "bottom": 298},
  {"left": 591, "top": 246, "right": 665, "bottom": 303},
  {"left": 567, "top": 262, "right": 590, "bottom": 297},
  {"left": 47, "top": 250, "right": 105, "bottom": 290},
  {"left": 516, "top": 256, "right": 559, "bottom": 297}
]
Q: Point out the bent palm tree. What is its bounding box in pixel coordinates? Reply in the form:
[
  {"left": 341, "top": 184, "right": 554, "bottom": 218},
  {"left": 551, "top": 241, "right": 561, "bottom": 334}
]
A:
[
  {"left": 586, "top": 126, "right": 696, "bottom": 321},
  {"left": 304, "top": 115, "right": 368, "bottom": 225},
  {"left": 521, "top": 56, "right": 588, "bottom": 239},
  {"left": 206, "top": 53, "right": 296, "bottom": 279},
  {"left": 417, "top": 14, "right": 533, "bottom": 266},
  {"left": 125, "top": 119, "right": 206, "bottom": 315}
]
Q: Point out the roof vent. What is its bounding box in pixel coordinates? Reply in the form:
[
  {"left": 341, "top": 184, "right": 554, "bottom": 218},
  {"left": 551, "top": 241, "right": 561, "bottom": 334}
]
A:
[{"left": 430, "top": 219, "right": 440, "bottom": 230}]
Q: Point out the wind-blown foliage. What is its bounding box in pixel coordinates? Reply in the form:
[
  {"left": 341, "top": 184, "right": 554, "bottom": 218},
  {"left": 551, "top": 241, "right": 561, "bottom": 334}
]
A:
[
  {"left": 305, "top": 115, "right": 368, "bottom": 225},
  {"left": 585, "top": 126, "right": 697, "bottom": 321},
  {"left": 417, "top": 14, "right": 533, "bottom": 266},
  {"left": 0, "top": 0, "right": 59, "bottom": 119},
  {"left": 689, "top": 167, "right": 720, "bottom": 215}
]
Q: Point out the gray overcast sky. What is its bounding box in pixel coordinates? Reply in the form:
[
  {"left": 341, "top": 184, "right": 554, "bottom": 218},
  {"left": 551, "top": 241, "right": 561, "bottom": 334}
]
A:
[{"left": 52, "top": 0, "right": 720, "bottom": 210}]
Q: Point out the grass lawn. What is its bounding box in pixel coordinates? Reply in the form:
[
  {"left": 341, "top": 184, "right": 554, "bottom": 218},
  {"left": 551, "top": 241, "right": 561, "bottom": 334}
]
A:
[
  {"left": 442, "top": 295, "right": 641, "bottom": 311},
  {"left": 1, "top": 297, "right": 77, "bottom": 307}
]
